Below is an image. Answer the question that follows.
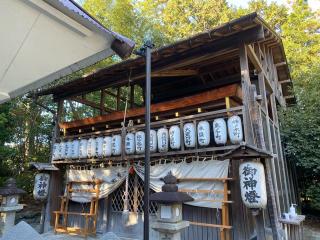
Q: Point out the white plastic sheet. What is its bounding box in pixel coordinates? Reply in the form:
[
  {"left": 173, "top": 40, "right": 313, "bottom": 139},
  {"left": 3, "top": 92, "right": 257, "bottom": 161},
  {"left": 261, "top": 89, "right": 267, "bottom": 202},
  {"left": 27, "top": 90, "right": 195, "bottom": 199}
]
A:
[{"left": 135, "top": 159, "right": 230, "bottom": 209}]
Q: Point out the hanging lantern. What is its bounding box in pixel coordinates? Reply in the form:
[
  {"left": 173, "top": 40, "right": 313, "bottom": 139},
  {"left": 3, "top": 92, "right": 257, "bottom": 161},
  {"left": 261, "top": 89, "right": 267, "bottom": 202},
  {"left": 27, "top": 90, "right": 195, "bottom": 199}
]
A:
[
  {"left": 33, "top": 173, "right": 50, "bottom": 201},
  {"left": 157, "top": 127, "right": 168, "bottom": 152},
  {"left": 183, "top": 123, "right": 196, "bottom": 148},
  {"left": 169, "top": 125, "right": 181, "bottom": 150},
  {"left": 150, "top": 129, "right": 157, "bottom": 153},
  {"left": 103, "top": 136, "right": 112, "bottom": 157},
  {"left": 135, "top": 131, "right": 145, "bottom": 154},
  {"left": 95, "top": 137, "right": 104, "bottom": 158},
  {"left": 125, "top": 133, "right": 135, "bottom": 155},
  {"left": 239, "top": 162, "right": 267, "bottom": 209},
  {"left": 66, "top": 140, "right": 73, "bottom": 159},
  {"left": 79, "top": 139, "right": 88, "bottom": 158},
  {"left": 112, "top": 135, "right": 122, "bottom": 156},
  {"left": 59, "top": 141, "right": 66, "bottom": 159},
  {"left": 87, "top": 137, "right": 97, "bottom": 158},
  {"left": 213, "top": 118, "right": 227, "bottom": 145},
  {"left": 228, "top": 115, "right": 243, "bottom": 144},
  {"left": 71, "top": 139, "right": 79, "bottom": 159},
  {"left": 52, "top": 143, "right": 60, "bottom": 160},
  {"left": 197, "top": 121, "right": 210, "bottom": 146}
]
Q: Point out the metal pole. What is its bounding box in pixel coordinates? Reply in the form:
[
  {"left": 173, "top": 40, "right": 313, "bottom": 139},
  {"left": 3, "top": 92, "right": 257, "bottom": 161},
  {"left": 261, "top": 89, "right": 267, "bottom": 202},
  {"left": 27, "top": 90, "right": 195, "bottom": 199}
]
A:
[{"left": 144, "top": 41, "right": 152, "bottom": 240}]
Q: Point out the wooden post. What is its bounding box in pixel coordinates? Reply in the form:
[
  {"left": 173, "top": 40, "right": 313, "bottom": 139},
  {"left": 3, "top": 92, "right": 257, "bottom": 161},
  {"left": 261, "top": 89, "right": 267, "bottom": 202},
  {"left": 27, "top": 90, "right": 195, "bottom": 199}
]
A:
[
  {"left": 239, "top": 43, "right": 254, "bottom": 145},
  {"left": 252, "top": 209, "right": 267, "bottom": 240}
]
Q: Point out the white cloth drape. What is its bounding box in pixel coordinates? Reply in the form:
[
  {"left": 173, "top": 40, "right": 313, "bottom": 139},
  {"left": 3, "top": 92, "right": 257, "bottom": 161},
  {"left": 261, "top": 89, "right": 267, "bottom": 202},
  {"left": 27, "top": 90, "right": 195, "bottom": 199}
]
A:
[
  {"left": 134, "top": 159, "right": 230, "bottom": 209},
  {"left": 67, "top": 166, "right": 127, "bottom": 203},
  {"left": 66, "top": 159, "right": 230, "bottom": 208}
]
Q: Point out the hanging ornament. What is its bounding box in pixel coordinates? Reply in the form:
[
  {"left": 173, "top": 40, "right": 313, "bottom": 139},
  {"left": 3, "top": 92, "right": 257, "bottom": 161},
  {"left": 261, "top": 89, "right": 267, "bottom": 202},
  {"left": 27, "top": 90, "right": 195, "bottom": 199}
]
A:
[
  {"left": 135, "top": 131, "right": 145, "bottom": 154},
  {"left": 228, "top": 115, "right": 243, "bottom": 144},
  {"left": 33, "top": 173, "right": 50, "bottom": 201},
  {"left": 169, "top": 125, "right": 181, "bottom": 150},
  {"left": 125, "top": 133, "right": 135, "bottom": 155},
  {"left": 197, "top": 121, "right": 210, "bottom": 146},
  {"left": 183, "top": 123, "right": 196, "bottom": 148},
  {"left": 239, "top": 161, "right": 267, "bottom": 209},
  {"left": 213, "top": 118, "right": 227, "bottom": 145}
]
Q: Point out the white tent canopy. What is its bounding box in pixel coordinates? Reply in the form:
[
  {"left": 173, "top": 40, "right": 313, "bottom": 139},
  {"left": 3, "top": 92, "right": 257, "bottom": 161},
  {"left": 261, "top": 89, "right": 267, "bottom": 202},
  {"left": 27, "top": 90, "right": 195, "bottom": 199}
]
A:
[{"left": 0, "top": 0, "right": 134, "bottom": 103}]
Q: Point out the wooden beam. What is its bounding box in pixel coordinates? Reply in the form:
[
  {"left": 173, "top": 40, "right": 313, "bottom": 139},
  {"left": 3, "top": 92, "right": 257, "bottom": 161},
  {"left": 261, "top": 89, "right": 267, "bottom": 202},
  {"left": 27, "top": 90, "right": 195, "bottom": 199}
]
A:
[
  {"left": 59, "top": 84, "right": 242, "bottom": 129},
  {"left": 151, "top": 69, "right": 198, "bottom": 77},
  {"left": 275, "top": 61, "right": 286, "bottom": 67},
  {"left": 70, "top": 97, "right": 113, "bottom": 113},
  {"left": 246, "top": 45, "right": 263, "bottom": 72}
]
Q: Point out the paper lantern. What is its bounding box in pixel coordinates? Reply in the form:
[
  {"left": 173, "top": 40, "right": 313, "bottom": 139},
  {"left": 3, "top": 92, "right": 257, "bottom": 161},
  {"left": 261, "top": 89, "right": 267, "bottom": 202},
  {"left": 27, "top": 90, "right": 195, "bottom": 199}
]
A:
[
  {"left": 33, "top": 173, "right": 50, "bottom": 201},
  {"left": 239, "top": 162, "right": 267, "bottom": 209},
  {"left": 79, "top": 139, "right": 88, "bottom": 158},
  {"left": 157, "top": 128, "right": 169, "bottom": 152},
  {"left": 213, "top": 118, "right": 227, "bottom": 145},
  {"left": 228, "top": 115, "right": 243, "bottom": 144},
  {"left": 125, "top": 133, "right": 135, "bottom": 155},
  {"left": 197, "top": 121, "right": 210, "bottom": 146},
  {"left": 169, "top": 125, "right": 181, "bottom": 150},
  {"left": 103, "top": 136, "right": 112, "bottom": 157},
  {"left": 59, "top": 141, "right": 66, "bottom": 159},
  {"left": 95, "top": 137, "right": 104, "bottom": 158},
  {"left": 66, "top": 140, "right": 73, "bottom": 159},
  {"left": 136, "top": 131, "right": 145, "bottom": 154},
  {"left": 71, "top": 139, "right": 79, "bottom": 159},
  {"left": 52, "top": 143, "right": 60, "bottom": 160},
  {"left": 183, "top": 123, "right": 196, "bottom": 148},
  {"left": 87, "top": 137, "right": 97, "bottom": 158},
  {"left": 112, "top": 135, "right": 122, "bottom": 156},
  {"left": 150, "top": 130, "right": 157, "bottom": 153}
]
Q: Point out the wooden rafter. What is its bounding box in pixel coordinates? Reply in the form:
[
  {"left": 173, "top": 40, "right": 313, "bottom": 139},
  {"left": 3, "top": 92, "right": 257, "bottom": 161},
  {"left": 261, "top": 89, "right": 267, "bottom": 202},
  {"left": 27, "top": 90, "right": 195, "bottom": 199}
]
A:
[
  {"left": 70, "top": 97, "right": 113, "bottom": 113},
  {"left": 151, "top": 69, "right": 198, "bottom": 77}
]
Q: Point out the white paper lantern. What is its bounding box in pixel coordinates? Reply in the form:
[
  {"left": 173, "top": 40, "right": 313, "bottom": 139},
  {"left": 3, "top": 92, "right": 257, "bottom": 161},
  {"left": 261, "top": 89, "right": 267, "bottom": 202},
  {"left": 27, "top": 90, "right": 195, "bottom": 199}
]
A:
[
  {"left": 87, "top": 137, "right": 97, "bottom": 158},
  {"left": 239, "top": 162, "right": 267, "bottom": 209},
  {"left": 59, "top": 141, "right": 67, "bottom": 159},
  {"left": 169, "top": 125, "right": 181, "bottom": 150},
  {"left": 95, "top": 137, "right": 104, "bottom": 158},
  {"left": 197, "top": 121, "right": 210, "bottom": 146},
  {"left": 150, "top": 130, "right": 158, "bottom": 153},
  {"left": 33, "top": 173, "right": 50, "bottom": 201},
  {"left": 135, "top": 131, "right": 145, "bottom": 154},
  {"left": 52, "top": 143, "right": 60, "bottom": 160},
  {"left": 125, "top": 133, "right": 135, "bottom": 155},
  {"left": 228, "top": 115, "right": 243, "bottom": 144},
  {"left": 213, "top": 118, "right": 227, "bottom": 145},
  {"left": 71, "top": 139, "right": 79, "bottom": 159},
  {"left": 66, "top": 140, "right": 72, "bottom": 159},
  {"left": 103, "top": 136, "right": 112, "bottom": 157},
  {"left": 79, "top": 139, "right": 88, "bottom": 158},
  {"left": 112, "top": 135, "right": 122, "bottom": 156},
  {"left": 183, "top": 123, "right": 196, "bottom": 148},
  {"left": 157, "top": 128, "right": 169, "bottom": 152}
]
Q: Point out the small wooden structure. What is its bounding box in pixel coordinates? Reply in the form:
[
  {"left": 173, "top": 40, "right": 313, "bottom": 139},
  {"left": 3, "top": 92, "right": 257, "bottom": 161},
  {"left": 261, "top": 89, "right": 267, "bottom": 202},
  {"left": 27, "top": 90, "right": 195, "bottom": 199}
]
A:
[
  {"left": 37, "top": 13, "right": 300, "bottom": 240},
  {"left": 53, "top": 179, "right": 102, "bottom": 237}
]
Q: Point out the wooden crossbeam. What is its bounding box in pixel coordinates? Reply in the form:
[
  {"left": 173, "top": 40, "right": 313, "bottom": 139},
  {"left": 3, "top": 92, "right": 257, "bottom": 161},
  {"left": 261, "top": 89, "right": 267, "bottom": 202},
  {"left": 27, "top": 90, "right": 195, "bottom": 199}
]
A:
[
  {"left": 59, "top": 84, "right": 242, "bottom": 130},
  {"left": 70, "top": 97, "right": 114, "bottom": 113},
  {"left": 151, "top": 69, "right": 198, "bottom": 77}
]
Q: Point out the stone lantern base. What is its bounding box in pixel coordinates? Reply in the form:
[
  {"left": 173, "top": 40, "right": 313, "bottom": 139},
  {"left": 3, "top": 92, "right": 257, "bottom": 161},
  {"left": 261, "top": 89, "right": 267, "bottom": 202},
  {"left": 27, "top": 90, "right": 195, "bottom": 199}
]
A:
[
  {"left": 0, "top": 204, "right": 24, "bottom": 236},
  {"left": 151, "top": 220, "right": 189, "bottom": 240}
]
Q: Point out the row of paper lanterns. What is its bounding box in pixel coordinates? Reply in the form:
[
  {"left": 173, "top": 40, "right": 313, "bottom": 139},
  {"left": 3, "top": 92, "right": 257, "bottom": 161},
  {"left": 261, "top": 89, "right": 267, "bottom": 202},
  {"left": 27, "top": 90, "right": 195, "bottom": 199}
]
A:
[{"left": 52, "top": 115, "right": 243, "bottom": 160}]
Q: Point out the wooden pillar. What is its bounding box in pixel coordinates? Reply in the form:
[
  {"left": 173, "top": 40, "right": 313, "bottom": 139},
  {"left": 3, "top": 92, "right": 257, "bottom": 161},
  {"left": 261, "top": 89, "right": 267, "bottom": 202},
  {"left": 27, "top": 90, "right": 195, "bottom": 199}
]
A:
[
  {"left": 44, "top": 100, "right": 64, "bottom": 231},
  {"left": 239, "top": 43, "right": 254, "bottom": 145},
  {"left": 100, "top": 90, "right": 106, "bottom": 115}
]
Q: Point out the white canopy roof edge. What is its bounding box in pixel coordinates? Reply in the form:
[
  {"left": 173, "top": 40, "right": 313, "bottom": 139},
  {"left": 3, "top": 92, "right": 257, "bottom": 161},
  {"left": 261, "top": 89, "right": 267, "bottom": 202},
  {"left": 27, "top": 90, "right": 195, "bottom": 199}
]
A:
[{"left": 0, "top": 0, "right": 135, "bottom": 104}]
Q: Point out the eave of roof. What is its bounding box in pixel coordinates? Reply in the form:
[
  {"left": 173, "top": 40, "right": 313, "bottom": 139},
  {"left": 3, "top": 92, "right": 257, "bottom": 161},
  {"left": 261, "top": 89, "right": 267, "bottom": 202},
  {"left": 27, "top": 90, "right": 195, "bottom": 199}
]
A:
[{"left": 36, "top": 12, "right": 294, "bottom": 104}]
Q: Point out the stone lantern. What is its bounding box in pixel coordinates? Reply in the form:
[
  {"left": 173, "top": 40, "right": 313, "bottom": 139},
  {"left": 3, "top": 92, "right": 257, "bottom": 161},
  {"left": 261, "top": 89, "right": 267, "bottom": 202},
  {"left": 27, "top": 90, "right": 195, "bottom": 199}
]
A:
[
  {"left": 0, "top": 178, "right": 25, "bottom": 236},
  {"left": 150, "top": 172, "right": 193, "bottom": 240}
]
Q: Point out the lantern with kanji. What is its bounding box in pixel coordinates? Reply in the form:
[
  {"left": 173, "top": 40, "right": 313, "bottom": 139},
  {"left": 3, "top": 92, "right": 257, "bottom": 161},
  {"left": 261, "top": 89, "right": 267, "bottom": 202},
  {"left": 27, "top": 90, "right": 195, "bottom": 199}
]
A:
[
  {"left": 239, "top": 162, "right": 267, "bottom": 209},
  {"left": 33, "top": 173, "right": 50, "bottom": 201}
]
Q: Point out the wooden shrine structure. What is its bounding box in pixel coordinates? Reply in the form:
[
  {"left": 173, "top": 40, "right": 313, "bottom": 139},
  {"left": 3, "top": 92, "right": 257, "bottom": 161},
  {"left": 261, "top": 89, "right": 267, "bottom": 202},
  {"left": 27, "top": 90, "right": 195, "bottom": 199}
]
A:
[{"left": 36, "top": 13, "right": 299, "bottom": 240}]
